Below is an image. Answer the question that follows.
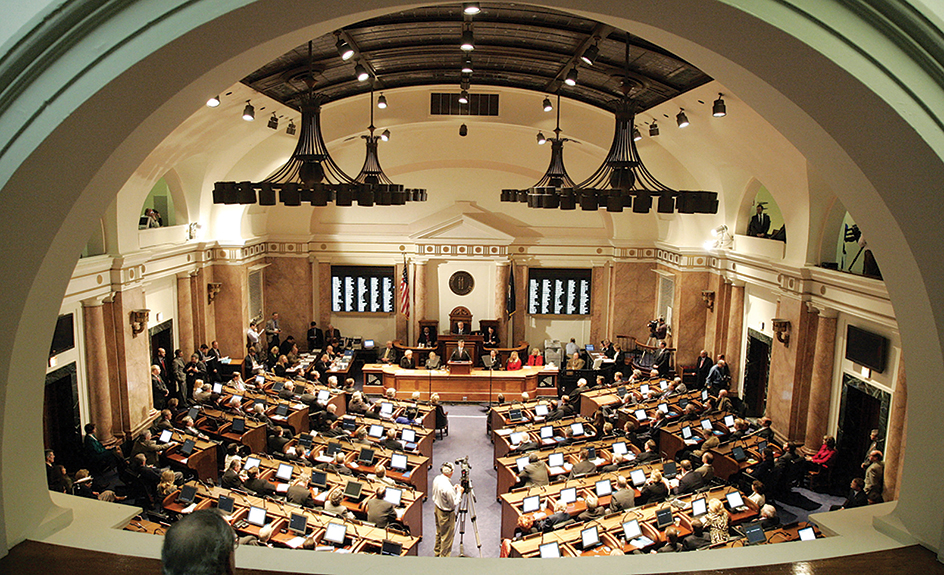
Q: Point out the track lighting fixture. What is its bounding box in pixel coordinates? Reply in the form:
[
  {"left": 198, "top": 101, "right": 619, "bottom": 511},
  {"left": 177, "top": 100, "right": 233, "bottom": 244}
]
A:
[
  {"left": 267, "top": 113, "right": 278, "bottom": 130},
  {"left": 377, "top": 93, "right": 387, "bottom": 109},
  {"left": 463, "top": 2, "right": 481, "bottom": 15},
  {"left": 458, "top": 90, "right": 469, "bottom": 105},
  {"left": 462, "top": 56, "right": 473, "bottom": 74},
  {"left": 649, "top": 122, "right": 659, "bottom": 137},
  {"left": 677, "top": 109, "right": 689, "bottom": 128},
  {"left": 381, "top": 129, "right": 390, "bottom": 142},
  {"left": 355, "top": 63, "right": 369, "bottom": 82},
  {"left": 581, "top": 44, "right": 599, "bottom": 66},
  {"left": 564, "top": 68, "right": 578, "bottom": 86},
  {"left": 537, "top": 132, "right": 547, "bottom": 145},
  {"left": 242, "top": 101, "right": 254, "bottom": 121},
  {"left": 632, "top": 127, "right": 642, "bottom": 141},
  {"left": 336, "top": 38, "right": 354, "bottom": 61},
  {"left": 543, "top": 96, "right": 553, "bottom": 112},
  {"left": 460, "top": 29, "right": 474, "bottom": 51},
  {"left": 206, "top": 95, "right": 220, "bottom": 108},
  {"left": 459, "top": 124, "right": 468, "bottom": 137},
  {"left": 713, "top": 94, "right": 727, "bottom": 117},
  {"left": 286, "top": 120, "right": 296, "bottom": 136}
]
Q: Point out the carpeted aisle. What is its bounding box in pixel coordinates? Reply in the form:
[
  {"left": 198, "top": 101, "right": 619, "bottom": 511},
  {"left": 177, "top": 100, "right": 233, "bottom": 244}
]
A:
[{"left": 417, "top": 403, "right": 502, "bottom": 558}]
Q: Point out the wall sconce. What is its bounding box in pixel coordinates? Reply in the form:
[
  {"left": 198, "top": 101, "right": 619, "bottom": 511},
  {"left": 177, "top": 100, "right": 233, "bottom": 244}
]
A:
[
  {"left": 771, "top": 318, "right": 791, "bottom": 346},
  {"left": 207, "top": 282, "right": 222, "bottom": 304},
  {"left": 130, "top": 309, "right": 150, "bottom": 337},
  {"left": 701, "top": 290, "right": 715, "bottom": 312}
]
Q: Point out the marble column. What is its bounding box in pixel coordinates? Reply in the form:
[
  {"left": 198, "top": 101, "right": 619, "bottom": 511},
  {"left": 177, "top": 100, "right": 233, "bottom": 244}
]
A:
[
  {"left": 803, "top": 305, "right": 838, "bottom": 453},
  {"left": 190, "top": 270, "right": 207, "bottom": 348},
  {"left": 884, "top": 355, "right": 908, "bottom": 500},
  {"left": 495, "top": 261, "right": 509, "bottom": 341},
  {"left": 177, "top": 273, "right": 194, "bottom": 353},
  {"left": 414, "top": 260, "right": 427, "bottom": 337},
  {"left": 725, "top": 282, "right": 745, "bottom": 388},
  {"left": 82, "top": 296, "right": 116, "bottom": 444},
  {"left": 317, "top": 261, "right": 332, "bottom": 326}
]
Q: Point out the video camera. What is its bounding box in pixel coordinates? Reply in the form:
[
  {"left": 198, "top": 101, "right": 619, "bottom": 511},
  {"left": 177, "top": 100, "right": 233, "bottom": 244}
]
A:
[{"left": 454, "top": 456, "right": 472, "bottom": 490}]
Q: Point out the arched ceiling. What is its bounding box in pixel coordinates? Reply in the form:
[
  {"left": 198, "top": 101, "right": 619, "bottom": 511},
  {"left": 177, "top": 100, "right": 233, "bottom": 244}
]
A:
[{"left": 241, "top": 2, "right": 712, "bottom": 113}]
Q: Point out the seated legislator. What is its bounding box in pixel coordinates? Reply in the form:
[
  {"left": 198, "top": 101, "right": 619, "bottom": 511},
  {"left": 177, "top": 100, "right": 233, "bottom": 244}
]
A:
[
  {"left": 426, "top": 351, "right": 442, "bottom": 369},
  {"left": 418, "top": 326, "right": 437, "bottom": 347},
  {"left": 483, "top": 326, "right": 500, "bottom": 348},
  {"left": 450, "top": 340, "right": 472, "bottom": 362},
  {"left": 453, "top": 321, "right": 470, "bottom": 335},
  {"left": 483, "top": 349, "right": 502, "bottom": 370},
  {"left": 526, "top": 348, "right": 544, "bottom": 367},
  {"left": 366, "top": 485, "right": 397, "bottom": 528},
  {"left": 566, "top": 352, "right": 585, "bottom": 370},
  {"left": 379, "top": 341, "right": 397, "bottom": 364},
  {"left": 506, "top": 350, "right": 522, "bottom": 371},
  {"left": 399, "top": 349, "right": 416, "bottom": 369}
]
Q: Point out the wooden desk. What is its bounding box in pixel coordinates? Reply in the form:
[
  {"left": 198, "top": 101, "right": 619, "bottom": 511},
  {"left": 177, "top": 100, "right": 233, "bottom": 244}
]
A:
[
  {"left": 303, "top": 434, "right": 430, "bottom": 494},
  {"left": 339, "top": 414, "right": 434, "bottom": 460},
  {"left": 355, "top": 397, "right": 436, "bottom": 430},
  {"left": 492, "top": 416, "right": 597, "bottom": 464},
  {"left": 362, "top": 364, "right": 557, "bottom": 403},
  {"left": 162, "top": 430, "right": 219, "bottom": 481}
]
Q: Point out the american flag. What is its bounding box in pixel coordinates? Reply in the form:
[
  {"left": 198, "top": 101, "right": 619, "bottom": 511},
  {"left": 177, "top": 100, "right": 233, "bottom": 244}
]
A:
[{"left": 399, "top": 263, "right": 410, "bottom": 317}]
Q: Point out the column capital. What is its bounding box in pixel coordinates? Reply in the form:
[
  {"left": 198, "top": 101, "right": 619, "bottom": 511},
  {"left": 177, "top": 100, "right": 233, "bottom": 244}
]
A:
[
  {"left": 81, "top": 293, "right": 112, "bottom": 307},
  {"left": 806, "top": 302, "right": 838, "bottom": 318}
]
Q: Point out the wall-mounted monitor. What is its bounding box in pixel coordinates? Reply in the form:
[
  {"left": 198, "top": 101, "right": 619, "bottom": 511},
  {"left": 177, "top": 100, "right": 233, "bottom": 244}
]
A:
[{"left": 846, "top": 325, "right": 887, "bottom": 373}]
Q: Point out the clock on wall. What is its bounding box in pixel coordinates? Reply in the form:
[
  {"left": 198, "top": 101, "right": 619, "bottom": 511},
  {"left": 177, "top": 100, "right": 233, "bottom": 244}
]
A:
[{"left": 449, "top": 271, "right": 475, "bottom": 296}]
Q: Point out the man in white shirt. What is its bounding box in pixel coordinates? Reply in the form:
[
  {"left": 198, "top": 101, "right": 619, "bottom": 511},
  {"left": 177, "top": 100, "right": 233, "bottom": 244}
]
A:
[
  {"left": 431, "top": 461, "right": 464, "bottom": 557},
  {"left": 565, "top": 337, "right": 579, "bottom": 357},
  {"left": 246, "top": 321, "right": 262, "bottom": 353}
]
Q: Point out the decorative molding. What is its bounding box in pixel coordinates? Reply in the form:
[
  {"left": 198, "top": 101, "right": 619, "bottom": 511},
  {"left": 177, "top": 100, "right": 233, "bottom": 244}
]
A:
[
  {"left": 207, "top": 282, "right": 222, "bottom": 304},
  {"left": 130, "top": 309, "right": 149, "bottom": 337},
  {"left": 771, "top": 318, "right": 791, "bottom": 346},
  {"left": 701, "top": 290, "right": 715, "bottom": 312}
]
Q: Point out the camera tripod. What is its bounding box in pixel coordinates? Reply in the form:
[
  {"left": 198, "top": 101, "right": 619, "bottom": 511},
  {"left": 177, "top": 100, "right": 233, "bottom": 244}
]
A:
[{"left": 455, "top": 478, "right": 482, "bottom": 557}]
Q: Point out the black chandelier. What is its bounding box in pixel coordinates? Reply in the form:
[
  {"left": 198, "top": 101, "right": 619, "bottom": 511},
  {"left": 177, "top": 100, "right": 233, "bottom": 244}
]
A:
[{"left": 212, "top": 42, "right": 425, "bottom": 207}]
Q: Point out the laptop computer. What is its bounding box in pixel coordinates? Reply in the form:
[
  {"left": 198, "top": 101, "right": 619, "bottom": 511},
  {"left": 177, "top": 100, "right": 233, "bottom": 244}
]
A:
[
  {"left": 323, "top": 522, "right": 347, "bottom": 546},
  {"left": 534, "top": 404, "right": 549, "bottom": 417},
  {"left": 381, "top": 539, "right": 402, "bottom": 556},
  {"left": 230, "top": 417, "right": 246, "bottom": 434},
  {"left": 547, "top": 452, "right": 566, "bottom": 474},
  {"left": 297, "top": 433, "right": 312, "bottom": 448},
  {"left": 244, "top": 456, "right": 260, "bottom": 470},
  {"left": 595, "top": 479, "right": 612, "bottom": 497},
  {"left": 522, "top": 495, "right": 541, "bottom": 513},
  {"left": 383, "top": 487, "right": 402, "bottom": 506},
  {"left": 187, "top": 407, "right": 200, "bottom": 421},
  {"left": 571, "top": 422, "right": 585, "bottom": 436},
  {"left": 289, "top": 513, "right": 308, "bottom": 535},
  {"left": 369, "top": 424, "right": 385, "bottom": 439},
  {"left": 700, "top": 419, "right": 714, "bottom": 431},
  {"left": 379, "top": 402, "right": 394, "bottom": 417},
  {"left": 508, "top": 408, "right": 523, "bottom": 422},
  {"left": 744, "top": 522, "right": 767, "bottom": 545},
  {"left": 539, "top": 541, "right": 561, "bottom": 558},
  {"left": 691, "top": 496, "right": 708, "bottom": 517},
  {"left": 275, "top": 403, "right": 289, "bottom": 417},
  {"left": 177, "top": 484, "right": 197, "bottom": 505},
  {"left": 310, "top": 470, "right": 327, "bottom": 489},
  {"left": 657, "top": 402, "right": 669, "bottom": 414},
  {"left": 247, "top": 506, "right": 267, "bottom": 527},
  {"left": 389, "top": 452, "right": 408, "bottom": 472},
  {"left": 725, "top": 490, "right": 748, "bottom": 512},
  {"left": 581, "top": 525, "right": 601, "bottom": 550},
  {"left": 640, "top": 384, "right": 651, "bottom": 396},
  {"left": 681, "top": 426, "right": 694, "bottom": 440},
  {"left": 358, "top": 448, "right": 375, "bottom": 466},
  {"left": 630, "top": 468, "right": 647, "bottom": 487},
  {"left": 622, "top": 519, "right": 642, "bottom": 540},
  {"left": 272, "top": 381, "right": 284, "bottom": 393},
  {"left": 616, "top": 386, "right": 627, "bottom": 397},
  {"left": 701, "top": 389, "right": 710, "bottom": 401},
  {"left": 516, "top": 456, "right": 530, "bottom": 473},
  {"left": 217, "top": 495, "right": 235, "bottom": 514},
  {"left": 363, "top": 339, "right": 376, "bottom": 350},
  {"left": 585, "top": 344, "right": 595, "bottom": 353},
  {"left": 275, "top": 463, "right": 293, "bottom": 482},
  {"left": 655, "top": 508, "right": 674, "bottom": 529},
  {"left": 326, "top": 442, "right": 343, "bottom": 456},
  {"left": 179, "top": 439, "right": 196, "bottom": 456},
  {"left": 401, "top": 428, "right": 416, "bottom": 443},
  {"left": 724, "top": 414, "right": 736, "bottom": 428},
  {"left": 212, "top": 382, "right": 223, "bottom": 394},
  {"left": 635, "top": 408, "right": 648, "bottom": 421},
  {"left": 343, "top": 480, "right": 363, "bottom": 500},
  {"left": 798, "top": 526, "right": 817, "bottom": 541},
  {"left": 612, "top": 441, "right": 628, "bottom": 455},
  {"left": 158, "top": 429, "right": 173, "bottom": 444},
  {"left": 316, "top": 390, "right": 330, "bottom": 403},
  {"left": 662, "top": 460, "right": 677, "bottom": 479},
  {"left": 509, "top": 431, "right": 527, "bottom": 445},
  {"left": 731, "top": 446, "right": 747, "bottom": 462},
  {"left": 539, "top": 426, "right": 554, "bottom": 440},
  {"left": 559, "top": 487, "right": 577, "bottom": 504}
]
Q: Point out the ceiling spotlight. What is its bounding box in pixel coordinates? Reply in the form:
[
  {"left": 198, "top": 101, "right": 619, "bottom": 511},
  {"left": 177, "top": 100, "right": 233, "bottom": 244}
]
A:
[
  {"left": 377, "top": 93, "right": 387, "bottom": 109},
  {"left": 580, "top": 44, "right": 599, "bottom": 66},
  {"left": 242, "top": 101, "right": 255, "bottom": 121},
  {"left": 459, "top": 123, "right": 468, "bottom": 137},
  {"left": 460, "top": 29, "right": 475, "bottom": 51},
  {"left": 337, "top": 38, "right": 354, "bottom": 61},
  {"left": 458, "top": 90, "right": 469, "bottom": 104},
  {"left": 267, "top": 113, "right": 279, "bottom": 130},
  {"left": 462, "top": 56, "right": 473, "bottom": 74},
  {"left": 564, "top": 68, "right": 578, "bottom": 87},
  {"left": 381, "top": 129, "right": 390, "bottom": 142},
  {"left": 677, "top": 109, "right": 689, "bottom": 128},
  {"left": 286, "top": 120, "right": 296, "bottom": 136},
  {"left": 537, "top": 132, "right": 547, "bottom": 145},
  {"left": 713, "top": 94, "right": 727, "bottom": 117},
  {"left": 543, "top": 96, "right": 553, "bottom": 112},
  {"left": 206, "top": 95, "right": 220, "bottom": 108},
  {"left": 649, "top": 122, "right": 660, "bottom": 137},
  {"left": 632, "top": 127, "right": 642, "bottom": 141},
  {"left": 463, "top": 2, "right": 481, "bottom": 15},
  {"left": 355, "top": 63, "right": 369, "bottom": 82}
]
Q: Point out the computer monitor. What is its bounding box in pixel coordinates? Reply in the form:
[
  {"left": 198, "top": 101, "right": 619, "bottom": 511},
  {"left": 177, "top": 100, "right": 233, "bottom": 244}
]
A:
[
  {"left": 363, "top": 339, "right": 375, "bottom": 350},
  {"left": 310, "top": 470, "right": 327, "bottom": 489},
  {"left": 700, "top": 419, "right": 714, "bottom": 431},
  {"left": 508, "top": 409, "right": 523, "bottom": 422},
  {"left": 179, "top": 439, "right": 196, "bottom": 456},
  {"left": 381, "top": 539, "right": 402, "bottom": 556},
  {"left": 731, "top": 446, "right": 747, "bottom": 462},
  {"left": 581, "top": 525, "right": 601, "bottom": 550},
  {"left": 640, "top": 384, "right": 650, "bottom": 396},
  {"left": 177, "top": 484, "right": 197, "bottom": 504},
  {"left": 585, "top": 343, "right": 596, "bottom": 353},
  {"left": 586, "top": 446, "right": 597, "bottom": 460},
  {"left": 539, "top": 541, "right": 561, "bottom": 558},
  {"left": 254, "top": 399, "right": 267, "bottom": 408},
  {"left": 724, "top": 414, "right": 736, "bottom": 427},
  {"left": 275, "top": 463, "right": 293, "bottom": 482},
  {"left": 317, "top": 390, "right": 330, "bottom": 403},
  {"left": 323, "top": 522, "right": 347, "bottom": 545},
  {"left": 326, "top": 442, "right": 343, "bottom": 456},
  {"left": 630, "top": 468, "right": 647, "bottom": 487},
  {"left": 659, "top": 380, "right": 668, "bottom": 391},
  {"left": 658, "top": 402, "right": 669, "bottom": 414},
  {"left": 595, "top": 479, "right": 612, "bottom": 497},
  {"left": 691, "top": 497, "right": 708, "bottom": 517},
  {"left": 244, "top": 456, "right": 260, "bottom": 470},
  {"left": 380, "top": 402, "right": 394, "bottom": 417},
  {"left": 187, "top": 407, "right": 200, "bottom": 421},
  {"left": 548, "top": 452, "right": 564, "bottom": 468},
  {"left": 512, "top": 456, "right": 528, "bottom": 473},
  {"left": 571, "top": 422, "right": 585, "bottom": 436},
  {"left": 212, "top": 382, "right": 223, "bottom": 394},
  {"left": 616, "top": 386, "right": 627, "bottom": 397},
  {"left": 655, "top": 508, "right": 674, "bottom": 529},
  {"left": 231, "top": 394, "right": 243, "bottom": 404},
  {"left": 539, "top": 425, "right": 554, "bottom": 439},
  {"left": 247, "top": 506, "right": 267, "bottom": 527},
  {"left": 726, "top": 491, "right": 746, "bottom": 509},
  {"left": 681, "top": 426, "right": 693, "bottom": 440},
  {"left": 358, "top": 448, "right": 375, "bottom": 465},
  {"left": 217, "top": 495, "right": 235, "bottom": 514},
  {"left": 534, "top": 404, "right": 549, "bottom": 417},
  {"left": 230, "top": 418, "right": 246, "bottom": 434},
  {"left": 297, "top": 434, "right": 312, "bottom": 448},
  {"left": 400, "top": 428, "right": 416, "bottom": 443},
  {"left": 289, "top": 513, "right": 308, "bottom": 535},
  {"left": 158, "top": 429, "right": 173, "bottom": 444},
  {"left": 343, "top": 481, "right": 363, "bottom": 500},
  {"left": 341, "top": 418, "right": 356, "bottom": 431},
  {"left": 662, "top": 460, "right": 677, "bottom": 479},
  {"left": 744, "top": 523, "right": 767, "bottom": 544},
  {"left": 701, "top": 389, "right": 710, "bottom": 401},
  {"left": 757, "top": 440, "right": 768, "bottom": 453},
  {"left": 383, "top": 487, "right": 402, "bottom": 506},
  {"left": 798, "top": 526, "right": 817, "bottom": 541},
  {"left": 275, "top": 403, "right": 289, "bottom": 417},
  {"left": 679, "top": 398, "right": 690, "bottom": 409},
  {"left": 622, "top": 519, "right": 642, "bottom": 540},
  {"left": 389, "top": 452, "right": 408, "bottom": 471},
  {"left": 522, "top": 495, "right": 541, "bottom": 513},
  {"left": 369, "top": 424, "right": 385, "bottom": 439},
  {"left": 559, "top": 487, "right": 577, "bottom": 504},
  {"left": 635, "top": 409, "right": 648, "bottom": 421},
  {"left": 612, "top": 441, "right": 628, "bottom": 455},
  {"left": 272, "top": 381, "right": 284, "bottom": 393}
]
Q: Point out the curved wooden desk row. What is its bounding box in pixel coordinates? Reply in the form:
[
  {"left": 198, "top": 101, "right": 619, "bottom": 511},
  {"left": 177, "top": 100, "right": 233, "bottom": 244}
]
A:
[
  {"left": 158, "top": 429, "right": 219, "bottom": 482},
  {"left": 504, "top": 485, "right": 758, "bottom": 555},
  {"left": 492, "top": 416, "right": 597, "bottom": 464},
  {"left": 138, "top": 480, "right": 420, "bottom": 554},
  {"left": 489, "top": 398, "right": 567, "bottom": 432},
  {"left": 579, "top": 376, "right": 697, "bottom": 417},
  {"left": 300, "top": 433, "right": 430, "bottom": 494},
  {"left": 362, "top": 363, "right": 558, "bottom": 403},
  {"left": 495, "top": 434, "right": 642, "bottom": 497},
  {"left": 337, "top": 413, "right": 435, "bottom": 460},
  {"left": 659, "top": 421, "right": 780, "bottom": 481}
]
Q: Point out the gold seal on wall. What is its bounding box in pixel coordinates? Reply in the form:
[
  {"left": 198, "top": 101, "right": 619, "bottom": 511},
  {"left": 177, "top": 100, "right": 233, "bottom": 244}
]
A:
[{"left": 449, "top": 271, "right": 475, "bottom": 296}]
